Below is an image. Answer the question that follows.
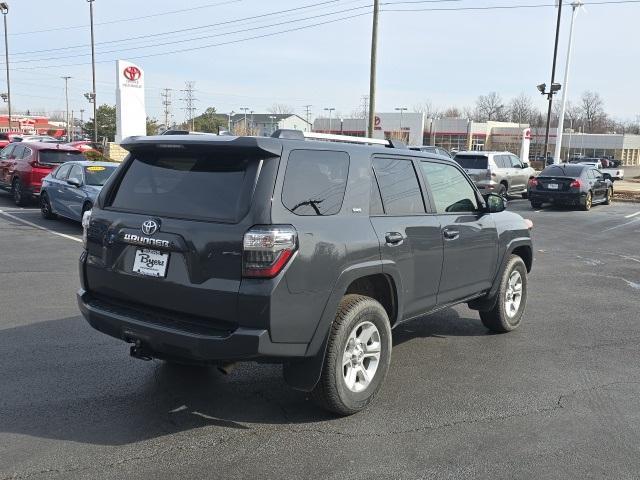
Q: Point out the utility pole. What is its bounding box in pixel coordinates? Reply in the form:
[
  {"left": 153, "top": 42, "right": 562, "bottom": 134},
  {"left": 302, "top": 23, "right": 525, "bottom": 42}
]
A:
[
  {"left": 180, "top": 81, "right": 197, "bottom": 131},
  {"left": 367, "top": 0, "right": 379, "bottom": 138},
  {"left": 553, "top": 1, "right": 583, "bottom": 164},
  {"left": 161, "top": 88, "right": 172, "bottom": 129},
  {"left": 87, "top": 0, "right": 97, "bottom": 143},
  {"left": 240, "top": 107, "right": 249, "bottom": 134},
  {"left": 62, "top": 76, "right": 71, "bottom": 141},
  {"left": 303, "top": 104, "right": 312, "bottom": 129},
  {"left": 71, "top": 109, "right": 74, "bottom": 140},
  {"left": 543, "top": 0, "right": 563, "bottom": 160},
  {"left": 1, "top": 3, "right": 11, "bottom": 131},
  {"left": 324, "top": 107, "right": 335, "bottom": 133},
  {"left": 80, "top": 108, "right": 85, "bottom": 138}
]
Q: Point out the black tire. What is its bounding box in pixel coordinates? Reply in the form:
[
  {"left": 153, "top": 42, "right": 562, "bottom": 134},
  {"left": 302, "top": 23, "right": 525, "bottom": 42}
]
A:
[
  {"left": 40, "top": 192, "right": 57, "bottom": 219},
  {"left": 12, "top": 178, "right": 28, "bottom": 207},
  {"left": 531, "top": 201, "right": 543, "bottom": 209},
  {"left": 311, "top": 294, "right": 392, "bottom": 416},
  {"left": 479, "top": 255, "right": 528, "bottom": 333},
  {"left": 581, "top": 191, "right": 592, "bottom": 211},
  {"left": 603, "top": 187, "right": 613, "bottom": 205},
  {"left": 498, "top": 183, "right": 508, "bottom": 198}
]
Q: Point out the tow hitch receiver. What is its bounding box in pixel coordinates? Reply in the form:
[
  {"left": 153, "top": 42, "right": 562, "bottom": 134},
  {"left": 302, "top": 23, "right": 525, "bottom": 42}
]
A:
[{"left": 129, "top": 340, "right": 153, "bottom": 361}]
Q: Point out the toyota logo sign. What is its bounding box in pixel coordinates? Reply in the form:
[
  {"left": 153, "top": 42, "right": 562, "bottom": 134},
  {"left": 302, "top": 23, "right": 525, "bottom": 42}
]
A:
[
  {"left": 141, "top": 220, "right": 159, "bottom": 236},
  {"left": 123, "top": 66, "right": 142, "bottom": 81}
]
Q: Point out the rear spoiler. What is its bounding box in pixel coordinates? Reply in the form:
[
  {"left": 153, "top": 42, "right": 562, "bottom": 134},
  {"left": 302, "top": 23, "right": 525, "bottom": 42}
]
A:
[{"left": 119, "top": 135, "right": 282, "bottom": 157}]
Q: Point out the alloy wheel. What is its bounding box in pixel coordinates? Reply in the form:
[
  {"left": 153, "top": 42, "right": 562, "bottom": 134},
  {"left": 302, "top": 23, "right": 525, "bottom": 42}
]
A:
[
  {"left": 342, "top": 321, "right": 381, "bottom": 393},
  {"left": 504, "top": 270, "right": 523, "bottom": 319}
]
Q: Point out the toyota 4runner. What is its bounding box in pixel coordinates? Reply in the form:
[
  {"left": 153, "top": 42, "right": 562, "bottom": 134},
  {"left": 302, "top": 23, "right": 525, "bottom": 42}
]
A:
[{"left": 78, "top": 131, "right": 533, "bottom": 415}]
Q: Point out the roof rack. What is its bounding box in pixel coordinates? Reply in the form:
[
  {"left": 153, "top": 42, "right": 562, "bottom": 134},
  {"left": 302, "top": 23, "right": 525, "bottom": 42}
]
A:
[{"left": 271, "top": 129, "right": 406, "bottom": 149}]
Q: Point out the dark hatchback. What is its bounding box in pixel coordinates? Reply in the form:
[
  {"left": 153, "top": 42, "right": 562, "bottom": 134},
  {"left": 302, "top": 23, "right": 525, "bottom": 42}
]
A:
[{"left": 528, "top": 164, "right": 613, "bottom": 211}]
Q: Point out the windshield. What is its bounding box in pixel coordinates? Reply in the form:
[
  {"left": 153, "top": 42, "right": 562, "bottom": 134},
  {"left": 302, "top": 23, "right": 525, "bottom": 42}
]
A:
[
  {"left": 39, "top": 150, "right": 84, "bottom": 164},
  {"left": 453, "top": 155, "right": 488, "bottom": 169},
  {"left": 109, "top": 152, "right": 261, "bottom": 223},
  {"left": 84, "top": 165, "right": 117, "bottom": 186}
]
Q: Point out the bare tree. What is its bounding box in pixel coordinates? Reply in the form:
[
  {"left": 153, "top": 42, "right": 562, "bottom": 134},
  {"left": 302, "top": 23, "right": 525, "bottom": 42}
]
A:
[
  {"left": 442, "top": 106, "right": 462, "bottom": 118},
  {"left": 413, "top": 100, "right": 440, "bottom": 119},
  {"left": 579, "top": 91, "right": 606, "bottom": 133},
  {"left": 268, "top": 103, "right": 294, "bottom": 115},
  {"left": 508, "top": 93, "right": 534, "bottom": 125},
  {"left": 475, "top": 92, "right": 506, "bottom": 122}
]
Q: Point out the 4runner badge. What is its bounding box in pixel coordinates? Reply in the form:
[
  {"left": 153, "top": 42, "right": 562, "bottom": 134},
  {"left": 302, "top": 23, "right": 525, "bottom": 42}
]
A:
[{"left": 141, "top": 220, "right": 159, "bottom": 236}]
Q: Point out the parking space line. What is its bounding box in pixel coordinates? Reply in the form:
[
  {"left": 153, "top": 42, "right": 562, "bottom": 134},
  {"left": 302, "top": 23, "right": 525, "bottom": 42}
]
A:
[
  {"left": 624, "top": 211, "right": 640, "bottom": 219},
  {"left": 0, "top": 209, "right": 82, "bottom": 243},
  {"left": 601, "top": 217, "right": 640, "bottom": 233}
]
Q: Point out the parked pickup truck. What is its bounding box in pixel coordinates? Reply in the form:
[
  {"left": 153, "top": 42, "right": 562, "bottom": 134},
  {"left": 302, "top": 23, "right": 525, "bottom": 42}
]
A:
[{"left": 569, "top": 157, "right": 624, "bottom": 180}]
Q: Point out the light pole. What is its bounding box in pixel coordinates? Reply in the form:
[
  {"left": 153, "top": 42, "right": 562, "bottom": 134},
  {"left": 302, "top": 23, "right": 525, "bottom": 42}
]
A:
[
  {"left": 80, "top": 109, "right": 85, "bottom": 139},
  {"left": 62, "top": 76, "right": 71, "bottom": 141},
  {"left": 227, "top": 110, "right": 235, "bottom": 132},
  {"left": 87, "top": 0, "right": 97, "bottom": 143},
  {"left": 324, "top": 107, "right": 335, "bottom": 133},
  {"left": 567, "top": 117, "right": 573, "bottom": 159},
  {"left": 542, "top": 0, "right": 563, "bottom": 160},
  {"left": 553, "top": 1, "right": 583, "bottom": 164},
  {"left": 1, "top": 3, "right": 11, "bottom": 131},
  {"left": 269, "top": 115, "right": 276, "bottom": 134},
  {"left": 250, "top": 110, "right": 254, "bottom": 134},
  {"left": 537, "top": 81, "right": 562, "bottom": 159},
  {"left": 240, "top": 107, "right": 249, "bottom": 134},
  {"left": 395, "top": 107, "right": 407, "bottom": 135}
]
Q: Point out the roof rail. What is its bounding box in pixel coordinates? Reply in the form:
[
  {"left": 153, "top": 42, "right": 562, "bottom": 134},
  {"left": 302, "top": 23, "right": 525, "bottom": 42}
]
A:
[{"left": 271, "top": 129, "right": 406, "bottom": 149}]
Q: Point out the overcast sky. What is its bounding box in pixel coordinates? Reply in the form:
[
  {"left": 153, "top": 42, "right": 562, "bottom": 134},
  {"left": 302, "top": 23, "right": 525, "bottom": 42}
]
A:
[{"left": 5, "top": 0, "right": 640, "bottom": 123}]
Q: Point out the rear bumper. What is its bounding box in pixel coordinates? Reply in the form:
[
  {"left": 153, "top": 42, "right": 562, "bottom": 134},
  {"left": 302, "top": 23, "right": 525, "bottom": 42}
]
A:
[
  {"left": 77, "top": 288, "right": 308, "bottom": 362},
  {"left": 529, "top": 190, "right": 585, "bottom": 205}
]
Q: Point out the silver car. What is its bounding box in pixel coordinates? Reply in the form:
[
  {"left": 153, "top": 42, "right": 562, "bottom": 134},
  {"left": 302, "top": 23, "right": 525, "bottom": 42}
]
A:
[{"left": 453, "top": 151, "right": 536, "bottom": 198}]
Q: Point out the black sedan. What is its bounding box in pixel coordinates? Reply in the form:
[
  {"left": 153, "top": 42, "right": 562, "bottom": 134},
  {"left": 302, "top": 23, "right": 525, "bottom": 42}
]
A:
[{"left": 528, "top": 164, "right": 613, "bottom": 211}]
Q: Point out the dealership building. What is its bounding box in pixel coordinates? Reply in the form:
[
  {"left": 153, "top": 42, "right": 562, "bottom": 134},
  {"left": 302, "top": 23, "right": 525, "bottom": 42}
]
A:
[
  {"left": 0, "top": 114, "right": 63, "bottom": 136},
  {"left": 313, "top": 113, "right": 640, "bottom": 165}
]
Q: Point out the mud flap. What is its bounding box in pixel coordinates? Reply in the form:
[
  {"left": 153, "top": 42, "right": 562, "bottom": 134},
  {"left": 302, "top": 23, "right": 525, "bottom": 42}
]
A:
[{"left": 282, "top": 335, "right": 328, "bottom": 392}]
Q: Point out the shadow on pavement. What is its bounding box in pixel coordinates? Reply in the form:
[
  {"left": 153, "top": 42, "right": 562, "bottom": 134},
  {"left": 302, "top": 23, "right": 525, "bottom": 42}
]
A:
[{"left": 0, "top": 308, "right": 485, "bottom": 446}]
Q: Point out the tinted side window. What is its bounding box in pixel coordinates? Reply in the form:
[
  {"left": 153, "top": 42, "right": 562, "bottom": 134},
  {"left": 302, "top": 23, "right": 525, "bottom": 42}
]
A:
[
  {"left": 55, "top": 164, "right": 72, "bottom": 179},
  {"left": 23, "top": 147, "right": 33, "bottom": 159},
  {"left": 282, "top": 150, "right": 349, "bottom": 216},
  {"left": 372, "top": 158, "right": 425, "bottom": 215},
  {"left": 0, "top": 144, "right": 15, "bottom": 158},
  {"left": 420, "top": 162, "right": 479, "bottom": 213},
  {"left": 510, "top": 155, "right": 522, "bottom": 168},
  {"left": 586, "top": 169, "right": 595, "bottom": 179},
  {"left": 370, "top": 174, "right": 384, "bottom": 215},
  {"left": 69, "top": 165, "right": 83, "bottom": 182},
  {"left": 493, "top": 155, "right": 508, "bottom": 169},
  {"left": 12, "top": 144, "right": 25, "bottom": 159}
]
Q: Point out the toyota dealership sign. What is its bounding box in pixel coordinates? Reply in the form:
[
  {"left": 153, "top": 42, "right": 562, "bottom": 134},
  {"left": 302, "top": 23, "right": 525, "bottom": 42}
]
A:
[{"left": 116, "top": 60, "right": 146, "bottom": 142}]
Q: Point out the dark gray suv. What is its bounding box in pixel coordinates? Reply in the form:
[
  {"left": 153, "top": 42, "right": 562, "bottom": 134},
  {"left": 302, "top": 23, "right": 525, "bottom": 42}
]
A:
[{"left": 78, "top": 131, "right": 533, "bottom": 415}]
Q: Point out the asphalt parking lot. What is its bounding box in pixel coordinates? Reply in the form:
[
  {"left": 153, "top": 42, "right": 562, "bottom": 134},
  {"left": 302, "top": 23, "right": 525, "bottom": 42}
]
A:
[{"left": 1, "top": 192, "right": 640, "bottom": 480}]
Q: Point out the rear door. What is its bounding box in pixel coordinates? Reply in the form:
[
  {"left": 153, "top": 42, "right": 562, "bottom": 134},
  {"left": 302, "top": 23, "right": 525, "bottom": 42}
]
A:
[
  {"left": 84, "top": 145, "right": 279, "bottom": 327},
  {"left": 65, "top": 164, "right": 87, "bottom": 220},
  {"left": 0, "top": 144, "right": 15, "bottom": 186},
  {"left": 508, "top": 154, "right": 527, "bottom": 192},
  {"left": 49, "top": 163, "right": 72, "bottom": 213},
  {"left": 370, "top": 156, "right": 443, "bottom": 317},
  {"left": 419, "top": 160, "right": 498, "bottom": 304}
]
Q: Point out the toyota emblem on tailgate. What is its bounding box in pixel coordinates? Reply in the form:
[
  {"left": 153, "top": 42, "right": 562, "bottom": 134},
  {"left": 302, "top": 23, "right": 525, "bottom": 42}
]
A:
[{"left": 141, "top": 220, "right": 159, "bottom": 236}]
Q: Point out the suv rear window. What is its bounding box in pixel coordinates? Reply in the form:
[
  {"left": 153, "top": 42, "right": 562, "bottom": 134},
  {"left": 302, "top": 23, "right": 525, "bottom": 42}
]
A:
[
  {"left": 453, "top": 155, "right": 488, "bottom": 169},
  {"left": 39, "top": 150, "right": 83, "bottom": 164},
  {"left": 109, "top": 152, "right": 260, "bottom": 223},
  {"left": 282, "top": 150, "right": 349, "bottom": 216}
]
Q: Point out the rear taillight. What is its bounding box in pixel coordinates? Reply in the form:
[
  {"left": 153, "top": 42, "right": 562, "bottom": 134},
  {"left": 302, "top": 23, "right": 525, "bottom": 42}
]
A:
[
  {"left": 569, "top": 179, "right": 581, "bottom": 188},
  {"left": 242, "top": 226, "right": 297, "bottom": 278},
  {"left": 81, "top": 209, "right": 92, "bottom": 248},
  {"left": 528, "top": 178, "right": 539, "bottom": 187}
]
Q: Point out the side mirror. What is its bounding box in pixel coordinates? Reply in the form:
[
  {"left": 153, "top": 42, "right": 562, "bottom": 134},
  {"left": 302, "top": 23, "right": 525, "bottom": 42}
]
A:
[
  {"left": 521, "top": 162, "right": 529, "bottom": 169},
  {"left": 484, "top": 193, "right": 507, "bottom": 213},
  {"left": 67, "top": 177, "right": 82, "bottom": 187}
]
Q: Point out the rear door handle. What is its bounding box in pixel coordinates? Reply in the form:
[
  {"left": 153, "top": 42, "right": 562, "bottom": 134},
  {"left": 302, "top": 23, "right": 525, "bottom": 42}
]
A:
[
  {"left": 443, "top": 228, "right": 460, "bottom": 240},
  {"left": 385, "top": 232, "right": 404, "bottom": 245}
]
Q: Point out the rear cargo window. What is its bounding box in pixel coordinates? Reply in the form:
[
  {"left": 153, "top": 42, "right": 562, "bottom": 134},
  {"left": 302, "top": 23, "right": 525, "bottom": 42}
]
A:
[
  {"left": 109, "top": 152, "right": 260, "bottom": 223},
  {"left": 540, "top": 165, "right": 584, "bottom": 177},
  {"left": 282, "top": 150, "right": 349, "bottom": 216},
  {"left": 39, "top": 150, "right": 84, "bottom": 164},
  {"left": 453, "top": 155, "right": 488, "bottom": 169}
]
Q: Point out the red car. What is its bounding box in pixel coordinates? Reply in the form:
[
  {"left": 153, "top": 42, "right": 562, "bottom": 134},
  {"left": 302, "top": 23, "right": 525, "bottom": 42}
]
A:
[
  {"left": 0, "top": 132, "right": 24, "bottom": 149},
  {"left": 0, "top": 142, "right": 84, "bottom": 206},
  {"left": 65, "top": 140, "right": 101, "bottom": 154}
]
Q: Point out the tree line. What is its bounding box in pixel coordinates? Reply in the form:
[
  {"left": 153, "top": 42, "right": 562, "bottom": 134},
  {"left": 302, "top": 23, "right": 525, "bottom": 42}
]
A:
[{"left": 413, "top": 91, "right": 640, "bottom": 135}]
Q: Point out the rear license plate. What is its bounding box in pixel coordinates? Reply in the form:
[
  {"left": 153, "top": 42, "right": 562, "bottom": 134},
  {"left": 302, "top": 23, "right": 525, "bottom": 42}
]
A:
[
  {"left": 547, "top": 183, "right": 559, "bottom": 190},
  {"left": 133, "top": 249, "right": 169, "bottom": 277}
]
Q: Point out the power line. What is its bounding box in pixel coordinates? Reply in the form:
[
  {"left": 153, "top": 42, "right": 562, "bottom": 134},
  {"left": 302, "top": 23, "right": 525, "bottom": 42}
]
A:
[
  {"left": 6, "top": 4, "right": 375, "bottom": 65},
  {"left": 382, "top": 0, "right": 640, "bottom": 12},
  {"left": 180, "top": 82, "right": 197, "bottom": 131},
  {"left": 304, "top": 105, "right": 313, "bottom": 126},
  {"left": 9, "top": 0, "right": 245, "bottom": 36}
]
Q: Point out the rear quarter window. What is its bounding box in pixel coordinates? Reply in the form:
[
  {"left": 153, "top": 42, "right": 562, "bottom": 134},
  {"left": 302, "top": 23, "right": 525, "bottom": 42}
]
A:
[{"left": 281, "top": 150, "right": 349, "bottom": 216}]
